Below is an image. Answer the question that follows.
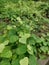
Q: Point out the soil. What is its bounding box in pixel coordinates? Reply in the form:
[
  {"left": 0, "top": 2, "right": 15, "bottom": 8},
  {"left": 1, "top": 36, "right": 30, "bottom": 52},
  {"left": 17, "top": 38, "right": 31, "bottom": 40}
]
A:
[{"left": 37, "top": 57, "right": 49, "bottom": 65}]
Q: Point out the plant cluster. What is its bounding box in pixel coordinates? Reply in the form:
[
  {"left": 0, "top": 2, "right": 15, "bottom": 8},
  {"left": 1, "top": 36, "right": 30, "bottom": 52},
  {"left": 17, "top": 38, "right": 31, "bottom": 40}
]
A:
[{"left": 0, "top": 0, "right": 49, "bottom": 65}]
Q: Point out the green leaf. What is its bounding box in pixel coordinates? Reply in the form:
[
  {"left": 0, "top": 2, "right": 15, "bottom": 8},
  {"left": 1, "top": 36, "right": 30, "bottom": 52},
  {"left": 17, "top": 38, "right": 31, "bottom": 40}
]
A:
[
  {"left": 48, "top": 51, "right": 49, "bottom": 55},
  {"left": 0, "top": 60, "right": 10, "bottom": 65},
  {"left": 19, "top": 33, "right": 30, "bottom": 44},
  {"left": 0, "top": 47, "right": 12, "bottom": 58},
  {"left": 43, "top": 42, "right": 49, "bottom": 46},
  {"left": 27, "top": 37, "right": 35, "bottom": 45},
  {"left": 3, "top": 40, "right": 9, "bottom": 45},
  {"left": 39, "top": 54, "right": 47, "bottom": 59},
  {"left": 7, "top": 29, "right": 16, "bottom": 37},
  {"left": 12, "top": 54, "right": 17, "bottom": 60},
  {"left": 12, "top": 59, "right": 19, "bottom": 65},
  {"left": 17, "top": 17, "right": 23, "bottom": 24},
  {"left": 7, "top": 25, "right": 13, "bottom": 30},
  {"left": 19, "top": 37, "right": 26, "bottom": 44},
  {"left": 0, "top": 44, "right": 5, "bottom": 53},
  {"left": 16, "top": 45, "right": 27, "bottom": 55},
  {"left": 40, "top": 46, "right": 48, "bottom": 53},
  {"left": 18, "top": 54, "right": 25, "bottom": 59},
  {"left": 31, "top": 34, "right": 41, "bottom": 43},
  {"left": 0, "top": 40, "right": 9, "bottom": 53},
  {"left": 43, "top": 42, "right": 48, "bottom": 46},
  {"left": 27, "top": 44, "right": 33, "bottom": 55},
  {"left": 29, "top": 55, "right": 37, "bottom": 65},
  {"left": 0, "top": 36, "right": 4, "bottom": 43},
  {"left": 20, "top": 57, "right": 28, "bottom": 65},
  {"left": 9, "top": 35, "right": 18, "bottom": 43}
]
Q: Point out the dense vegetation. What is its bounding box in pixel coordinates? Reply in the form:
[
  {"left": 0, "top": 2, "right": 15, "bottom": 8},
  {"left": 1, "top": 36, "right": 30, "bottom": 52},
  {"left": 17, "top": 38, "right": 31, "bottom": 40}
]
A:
[{"left": 0, "top": 0, "right": 49, "bottom": 65}]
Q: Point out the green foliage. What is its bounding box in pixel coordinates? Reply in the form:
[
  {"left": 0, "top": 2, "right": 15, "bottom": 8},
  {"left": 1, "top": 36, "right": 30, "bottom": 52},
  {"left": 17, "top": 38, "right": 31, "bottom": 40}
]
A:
[
  {"left": 29, "top": 55, "right": 37, "bottom": 65},
  {"left": 0, "top": 60, "right": 10, "bottom": 65},
  {"left": 20, "top": 57, "right": 28, "bottom": 65},
  {"left": 16, "top": 44, "right": 27, "bottom": 55},
  {"left": 12, "top": 59, "right": 19, "bottom": 65},
  {"left": 0, "top": 0, "right": 49, "bottom": 65}
]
